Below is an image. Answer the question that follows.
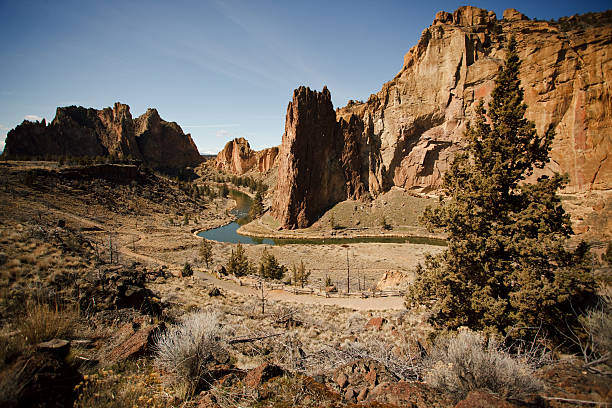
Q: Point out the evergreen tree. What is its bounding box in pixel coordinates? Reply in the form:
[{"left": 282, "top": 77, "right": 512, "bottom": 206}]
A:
[
  {"left": 258, "top": 248, "right": 286, "bottom": 280},
  {"left": 406, "top": 37, "right": 595, "bottom": 337},
  {"left": 199, "top": 239, "right": 213, "bottom": 268},
  {"left": 292, "top": 260, "right": 311, "bottom": 287},
  {"left": 249, "top": 190, "right": 264, "bottom": 219},
  {"left": 226, "top": 242, "right": 252, "bottom": 277}
]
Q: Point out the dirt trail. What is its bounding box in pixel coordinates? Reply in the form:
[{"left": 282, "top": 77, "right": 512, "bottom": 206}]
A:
[
  {"left": 196, "top": 271, "right": 405, "bottom": 311},
  {"left": 41, "top": 203, "right": 406, "bottom": 311}
]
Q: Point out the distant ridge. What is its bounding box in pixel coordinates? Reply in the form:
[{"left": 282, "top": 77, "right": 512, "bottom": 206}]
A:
[{"left": 1, "top": 102, "right": 203, "bottom": 171}]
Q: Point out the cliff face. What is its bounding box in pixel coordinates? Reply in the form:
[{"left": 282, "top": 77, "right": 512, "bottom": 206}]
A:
[
  {"left": 134, "top": 108, "right": 202, "bottom": 171},
  {"left": 272, "top": 87, "right": 348, "bottom": 229},
  {"left": 272, "top": 7, "right": 611, "bottom": 229},
  {"left": 215, "top": 137, "right": 279, "bottom": 174},
  {"left": 2, "top": 103, "right": 203, "bottom": 170},
  {"left": 338, "top": 6, "right": 612, "bottom": 194}
]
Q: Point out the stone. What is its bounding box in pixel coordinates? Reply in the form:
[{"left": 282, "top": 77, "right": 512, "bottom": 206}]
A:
[
  {"left": 1, "top": 103, "right": 203, "bottom": 171},
  {"left": 344, "top": 387, "right": 356, "bottom": 402},
  {"left": 36, "top": 338, "right": 70, "bottom": 357},
  {"left": 215, "top": 137, "right": 279, "bottom": 174},
  {"left": 208, "top": 287, "right": 222, "bottom": 297},
  {"left": 334, "top": 372, "right": 349, "bottom": 388},
  {"left": 365, "top": 317, "right": 386, "bottom": 330},
  {"left": 356, "top": 386, "right": 369, "bottom": 402},
  {"left": 244, "top": 363, "right": 284, "bottom": 388},
  {"left": 455, "top": 390, "right": 520, "bottom": 408},
  {"left": 108, "top": 321, "right": 165, "bottom": 362},
  {"left": 214, "top": 265, "right": 227, "bottom": 276},
  {"left": 271, "top": 8, "right": 612, "bottom": 236},
  {"left": 367, "top": 380, "right": 451, "bottom": 407},
  {"left": 0, "top": 351, "right": 83, "bottom": 408}
]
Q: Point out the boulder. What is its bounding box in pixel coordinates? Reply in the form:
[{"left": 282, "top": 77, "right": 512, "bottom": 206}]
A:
[
  {"left": 0, "top": 351, "right": 83, "bottom": 408},
  {"left": 244, "top": 363, "right": 284, "bottom": 388},
  {"left": 455, "top": 390, "right": 521, "bottom": 407}
]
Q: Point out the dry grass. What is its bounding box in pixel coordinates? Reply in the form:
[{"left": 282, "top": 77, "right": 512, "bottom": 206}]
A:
[
  {"left": 424, "top": 330, "right": 543, "bottom": 402},
  {"left": 152, "top": 310, "right": 223, "bottom": 393},
  {"left": 74, "top": 366, "right": 177, "bottom": 408},
  {"left": 18, "top": 301, "right": 80, "bottom": 344}
]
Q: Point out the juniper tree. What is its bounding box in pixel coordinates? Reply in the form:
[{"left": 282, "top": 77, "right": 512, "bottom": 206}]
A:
[
  {"left": 199, "top": 239, "right": 213, "bottom": 268},
  {"left": 258, "top": 248, "right": 286, "bottom": 280},
  {"left": 406, "top": 37, "right": 595, "bottom": 337},
  {"left": 226, "top": 242, "right": 253, "bottom": 277},
  {"left": 249, "top": 190, "right": 264, "bottom": 219}
]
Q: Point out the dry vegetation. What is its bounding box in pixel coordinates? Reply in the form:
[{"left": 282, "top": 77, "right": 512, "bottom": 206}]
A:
[{"left": 0, "top": 160, "right": 610, "bottom": 407}]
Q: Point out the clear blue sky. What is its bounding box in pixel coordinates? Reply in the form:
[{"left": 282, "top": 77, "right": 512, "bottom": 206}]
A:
[{"left": 1, "top": 1, "right": 609, "bottom": 154}]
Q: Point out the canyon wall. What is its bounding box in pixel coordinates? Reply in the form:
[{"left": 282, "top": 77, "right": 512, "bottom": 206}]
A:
[
  {"left": 2, "top": 103, "right": 203, "bottom": 170},
  {"left": 214, "top": 137, "right": 279, "bottom": 174},
  {"left": 337, "top": 6, "right": 611, "bottom": 195},
  {"left": 272, "top": 7, "right": 611, "bottom": 229}
]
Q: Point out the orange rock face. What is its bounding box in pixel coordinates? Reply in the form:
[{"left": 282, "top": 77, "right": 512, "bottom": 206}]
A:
[
  {"left": 214, "top": 137, "right": 279, "bottom": 175},
  {"left": 272, "top": 7, "right": 611, "bottom": 230},
  {"left": 337, "top": 7, "right": 612, "bottom": 194}
]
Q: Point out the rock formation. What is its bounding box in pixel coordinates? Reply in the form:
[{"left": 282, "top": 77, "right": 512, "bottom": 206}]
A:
[
  {"left": 2, "top": 103, "right": 203, "bottom": 171},
  {"left": 272, "top": 86, "right": 353, "bottom": 229},
  {"left": 215, "top": 137, "right": 279, "bottom": 174},
  {"left": 272, "top": 7, "right": 612, "bottom": 229},
  {"left": 337, "top": 6, "right": 612, "bottom": 194}
]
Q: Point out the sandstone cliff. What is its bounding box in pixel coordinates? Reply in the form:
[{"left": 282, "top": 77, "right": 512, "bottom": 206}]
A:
[
  {"left": 272, "top": 87, "right": 347, "bottom": 229},
  {"left": 338, "top": 7, "right": 612, "bottom": 194},
  {"left": 2, "top": 103, "right": 203, "bottom": 171},
  {"left": 215, "top": 137, "right": 279, "bottom": 174},
  {"left": 272, "top": 7, "right": 611, "bottom": 229}
]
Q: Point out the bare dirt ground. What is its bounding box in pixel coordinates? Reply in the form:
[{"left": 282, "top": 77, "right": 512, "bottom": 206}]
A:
[{"left": 0, "top": 161, "right": 439, "bottom": 309}]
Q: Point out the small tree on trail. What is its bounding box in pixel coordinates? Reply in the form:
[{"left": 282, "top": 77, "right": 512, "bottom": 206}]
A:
[
  {"left": 199, "top": 239, "right": 213, "bottom": 268},
  {"left": 226, "top": 242, "right": 253, "bottom": 277},
  {"left": 292, "top": 261, "right": 311, "bottom": 288},
  {"left": 405, "top": 37, "right": 595, "bottom": 338},
  {"left": 258, "top": 248, "right": 286, "bottom": 280}
]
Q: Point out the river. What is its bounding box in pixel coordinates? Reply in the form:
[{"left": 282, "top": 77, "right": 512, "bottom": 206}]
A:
[{"left": 197, "top": 190, "right": 446, "bottom": 246}]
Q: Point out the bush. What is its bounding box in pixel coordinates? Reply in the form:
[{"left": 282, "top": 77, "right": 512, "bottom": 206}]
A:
[
  {"left": 258, "top": 248, "right": 286, "bottom": 280},
  {"left": 18, "top": 301, "right": 79, "bottom": 345},
  {"left": 226, "top": 243, "right": 253, "bottom": 277},
  {"left": 153, "top": 311, "right": 222, "bottom": 393},
  {"left": 181, "top": 262, "right": 194, "bottom": 277},
  {"left": 580, "top": 292, "right": 612, "bottom": 368},
  {"left": 424, "top": 330, "right": 542, "bottom": 402}
]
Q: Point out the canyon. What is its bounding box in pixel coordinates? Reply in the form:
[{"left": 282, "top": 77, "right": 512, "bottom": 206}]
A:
[{"left": 271, "top": 7, "right": 612, "bottom": 230}]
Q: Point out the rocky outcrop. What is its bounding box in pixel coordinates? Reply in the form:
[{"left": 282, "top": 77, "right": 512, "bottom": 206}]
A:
[
  {"left": 214, "top": 137, "right": 278, "bottom": 174},
  {"left": 272, "top": 7, "right": 611, "bottom": 229},
  {"left": 272, "top": 86, "right": 351, "bottom": 229},
  {"left": 134, "top": 108, "right": 203, "bottom": 171},
  {"left": 337, "top": 7, "right": 612, "bottom": 194},
  {"left": 2, "top": 103, "right": 203, "bottom": 171}
]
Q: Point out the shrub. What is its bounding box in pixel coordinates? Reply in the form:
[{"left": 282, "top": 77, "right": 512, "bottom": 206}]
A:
[
  {"left": 153, "top": 311, "right": 222, "bottom": 393},
  {"left": 579, "top": 292, "right": 612, "bottom": 368},
  {"left": 424, "top": 330, "right": 542, "bottom": 402},
  {"left": 18, "top": 301, "right": 79, "bottom": 344},
  {"left": 199, "top": 239, "right": 213, "bottom": 268},
  {"left": 258, "top": 248, "right": 286, "bottom": 280},
  {"left": 292, "top": 261, "right": 310, "bottom": 287},
  {"left": 226, "top": 243, "right": 253, "bottom": 277},
  {"left": 181, "top": 262, "right": 194, "bottom": 277}
]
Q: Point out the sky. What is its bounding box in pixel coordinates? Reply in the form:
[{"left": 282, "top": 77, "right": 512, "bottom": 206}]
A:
[{"left": 0, "top": 1, "right": 609, "bottom": 154}]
